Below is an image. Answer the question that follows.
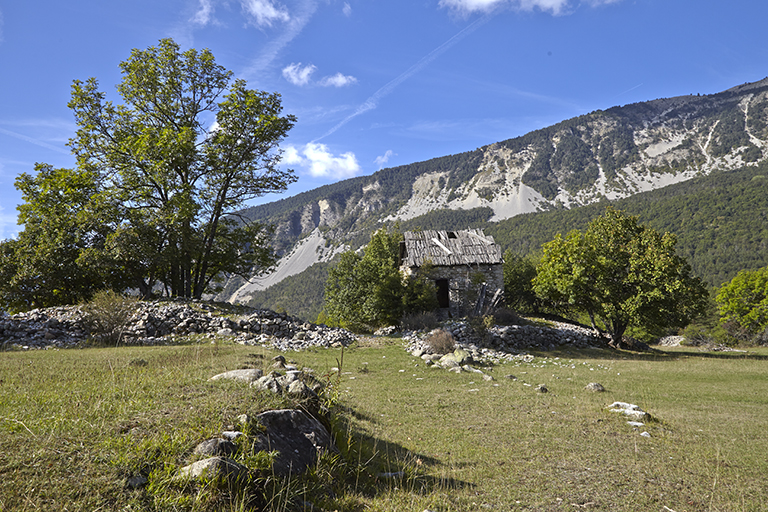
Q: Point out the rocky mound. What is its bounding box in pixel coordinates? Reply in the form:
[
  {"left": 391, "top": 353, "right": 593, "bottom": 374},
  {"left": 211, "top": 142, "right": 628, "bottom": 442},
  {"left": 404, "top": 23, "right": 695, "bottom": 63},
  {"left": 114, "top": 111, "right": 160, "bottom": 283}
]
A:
[{"left": 0, "top": 300, "right": 355, "bottom": 351}]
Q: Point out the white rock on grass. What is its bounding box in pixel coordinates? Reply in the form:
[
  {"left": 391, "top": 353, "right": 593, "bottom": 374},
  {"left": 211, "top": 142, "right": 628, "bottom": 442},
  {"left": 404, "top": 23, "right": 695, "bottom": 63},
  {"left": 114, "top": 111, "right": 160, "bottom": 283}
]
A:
[
  {"left": 607, "top": 402, "right": 650, "bottom": 421},
  {"left": 208, "top": 369, "right": 263, "bottom": 382}
]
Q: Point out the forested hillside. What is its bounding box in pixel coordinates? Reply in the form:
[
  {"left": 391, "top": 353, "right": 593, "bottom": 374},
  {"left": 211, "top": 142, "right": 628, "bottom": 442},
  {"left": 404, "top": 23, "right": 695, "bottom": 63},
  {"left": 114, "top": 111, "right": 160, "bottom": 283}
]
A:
[{"left": 246, "top": 162, "right": 768, "bottom": 321}]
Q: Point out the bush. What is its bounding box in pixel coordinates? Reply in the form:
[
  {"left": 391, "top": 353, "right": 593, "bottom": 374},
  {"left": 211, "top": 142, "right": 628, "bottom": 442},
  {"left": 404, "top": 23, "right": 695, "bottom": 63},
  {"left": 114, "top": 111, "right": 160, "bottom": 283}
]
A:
[
  {"left": 81, "top": 290, "right": 138, "bottom": 345},
  {"left": 492, "top": 307, "right": 522, "bottom": 326},
  {"left": 424, "top": 328, "right": 455, "bottom": 355}
]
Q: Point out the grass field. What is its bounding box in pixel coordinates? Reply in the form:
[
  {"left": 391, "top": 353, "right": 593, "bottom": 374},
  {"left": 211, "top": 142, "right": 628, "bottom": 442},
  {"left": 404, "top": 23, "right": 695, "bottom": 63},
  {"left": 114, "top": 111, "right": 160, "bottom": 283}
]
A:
[{"left": 1, "top": 337, "right": 767, "bottom": 511}]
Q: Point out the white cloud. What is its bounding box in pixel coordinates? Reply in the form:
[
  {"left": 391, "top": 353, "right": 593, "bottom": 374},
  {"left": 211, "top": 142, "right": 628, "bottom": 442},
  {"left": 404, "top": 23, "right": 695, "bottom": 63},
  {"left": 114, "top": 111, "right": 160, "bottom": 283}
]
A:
[
  {"left": 342, "top": 2, "right": 352, "bottom": 16},
  {"left": 283, "top": 64, "right": 357, "bottom": 87},
  {"left": 242, "top": 0, "right": 318, "bottom": 78},
  {"left": 0, "top": 9, "right": 4, "bottom": 44},
  {"left": 282, "top": 62, "right": 317, "bottom": 85},
  {"left": 439, "top": 0, "right": 621, "bottom": 15},
  {"left": 439, "top": 0, "right": 505, "bottom": 12},
  {"left": 374, "top": 150, "right": 395, "bottom": 169},
  {"left": 318, "top": 72, "right": 358, "bottom": 87},
  {"left": 284, "top": 143, "right": 361, "bottom": 179},
  {"left": 241, "top": 0, "right": 291, "bottom": 27},
  {"left": 191, "top": 0, "right": 215, "bottom": 26}
]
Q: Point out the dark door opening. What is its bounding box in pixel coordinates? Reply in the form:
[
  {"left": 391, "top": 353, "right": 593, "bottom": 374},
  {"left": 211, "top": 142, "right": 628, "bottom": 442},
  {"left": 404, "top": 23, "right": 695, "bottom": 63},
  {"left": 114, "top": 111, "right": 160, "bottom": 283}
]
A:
[{"left": 435, "top": 279, "right": 450, "bottom": 309}]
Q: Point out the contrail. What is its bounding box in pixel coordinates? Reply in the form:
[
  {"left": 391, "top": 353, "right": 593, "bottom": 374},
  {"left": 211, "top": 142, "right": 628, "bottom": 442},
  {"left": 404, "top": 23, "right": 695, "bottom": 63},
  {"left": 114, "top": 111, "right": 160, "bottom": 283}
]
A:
[
  {"left": 315, "top": 10, "right": 498, "bottom": 141},
  {"left": 0, "top": 127, "right": 70, "bottom": 155}
]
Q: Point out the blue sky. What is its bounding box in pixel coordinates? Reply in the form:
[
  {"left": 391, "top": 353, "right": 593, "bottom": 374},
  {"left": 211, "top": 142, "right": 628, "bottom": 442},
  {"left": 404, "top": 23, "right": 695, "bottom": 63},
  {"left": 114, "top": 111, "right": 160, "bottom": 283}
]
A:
[{"left": 0, "top": 0, "right": 766, "bottom": 239}]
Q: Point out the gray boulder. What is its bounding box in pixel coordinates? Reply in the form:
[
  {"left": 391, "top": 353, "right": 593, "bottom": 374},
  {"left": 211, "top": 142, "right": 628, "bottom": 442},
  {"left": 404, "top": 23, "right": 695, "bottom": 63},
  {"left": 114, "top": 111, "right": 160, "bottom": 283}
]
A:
[{"left": 248, "top": 409, "right": 334, "bottom": 476}]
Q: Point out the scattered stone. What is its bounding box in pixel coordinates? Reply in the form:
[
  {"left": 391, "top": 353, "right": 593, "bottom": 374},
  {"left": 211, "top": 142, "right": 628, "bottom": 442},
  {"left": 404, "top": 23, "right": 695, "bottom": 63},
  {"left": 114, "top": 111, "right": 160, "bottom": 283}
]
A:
[
  {"left": 504, "top": 374, "right": 517, "bottom": 380},
  {"left": 607, "top": 402, "right": 651, "bottom": 421},
  {"left": 127, "top": 475, "right": 149, "bottom": 489},
  {"left": 177, "top": 457, "right": 249, "bottom": 484},
  {"left": 627, "top": 421, "right": 645, "bottom": 428},
  {"left": 221, "top": 431, "right": 244, "bottom": 441},
  {"left": 209, "top": 369, "right": 263, "bottom": 383},
  {"left": 536, "top": 384, "right": 548, "bottom": 393},
  {"left": 640, "top": 431, "right": 651, "bottom": 438},
  {"left": 585, "top": 382, "right": 605, "bottom": 392},
  {"left": 193, "top": 438, "right": 238, "bottom": 457}
]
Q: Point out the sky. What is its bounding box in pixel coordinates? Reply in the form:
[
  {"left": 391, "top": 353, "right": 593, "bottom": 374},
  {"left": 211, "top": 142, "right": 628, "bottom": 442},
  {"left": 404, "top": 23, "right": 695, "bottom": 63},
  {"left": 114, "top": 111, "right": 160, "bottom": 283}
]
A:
[{"left": 0, "top": 0, "right": 766, "bottom": 240}]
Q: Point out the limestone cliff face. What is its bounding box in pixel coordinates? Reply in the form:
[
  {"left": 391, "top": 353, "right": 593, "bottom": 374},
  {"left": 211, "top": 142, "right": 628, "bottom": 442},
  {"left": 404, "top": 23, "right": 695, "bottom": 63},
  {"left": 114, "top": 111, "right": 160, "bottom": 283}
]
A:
[{"left": 225, "top": 77, "right": 768, "bottom": 302}]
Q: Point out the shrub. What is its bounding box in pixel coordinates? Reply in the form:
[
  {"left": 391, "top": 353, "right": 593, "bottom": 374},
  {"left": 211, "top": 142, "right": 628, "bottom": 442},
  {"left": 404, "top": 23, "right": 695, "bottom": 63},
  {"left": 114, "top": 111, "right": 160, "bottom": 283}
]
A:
[
  {"left": 424, "top": 328, "right": 455, "bottom": 354},
  {"left": 492, "top": 307, "right": 522, "bottom": 326},
  {"left": 81, "top": 290, "right": 138, "bottom": 345}
]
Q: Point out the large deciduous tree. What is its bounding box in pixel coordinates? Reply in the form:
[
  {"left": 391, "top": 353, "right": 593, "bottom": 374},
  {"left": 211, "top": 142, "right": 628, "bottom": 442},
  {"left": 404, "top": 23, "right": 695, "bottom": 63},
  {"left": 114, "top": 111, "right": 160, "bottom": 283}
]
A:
[
  {"left": 533, "top": 208, "right": 708, "bottom": 347},
  {"left": 67, "top": 38, "right": 296, "bottom": 298}
]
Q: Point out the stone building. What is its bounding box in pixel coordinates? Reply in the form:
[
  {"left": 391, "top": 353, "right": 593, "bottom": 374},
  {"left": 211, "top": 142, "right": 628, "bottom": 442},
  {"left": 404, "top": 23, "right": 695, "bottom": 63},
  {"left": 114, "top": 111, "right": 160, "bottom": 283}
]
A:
[{"left": 399, "top": 229, "right": 503, "bottom": 318}]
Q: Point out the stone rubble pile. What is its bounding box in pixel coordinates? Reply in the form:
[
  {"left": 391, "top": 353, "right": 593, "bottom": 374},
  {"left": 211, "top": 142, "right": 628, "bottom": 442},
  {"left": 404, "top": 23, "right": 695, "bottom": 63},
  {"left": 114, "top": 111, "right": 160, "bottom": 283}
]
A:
[
  {"left": 403, "top": 319, "right": 609, "bottom": 366},
  {"left": 0, "top": 300, "right": 355, "bottom": 351}
]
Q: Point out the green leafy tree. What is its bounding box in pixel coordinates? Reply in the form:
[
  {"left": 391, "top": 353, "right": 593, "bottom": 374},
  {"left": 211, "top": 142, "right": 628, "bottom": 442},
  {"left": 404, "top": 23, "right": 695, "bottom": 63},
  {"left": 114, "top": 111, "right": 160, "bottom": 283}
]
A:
[
  {"left": 716, "top": 266, "right": 768, "bottom": 339},
  {"left": 67, "top": 38, "right": 295, "bottom": 298},
  {"left": 323, "top": 228, "right": 437, "bottom": 332},
  {"left": 0, "top": 164, "right": 125, "bottom": 311},
  {"left": 502, "top": 250, "right": 539, "bottom": 313},
  {"left": 533, "top": 208, "right": 708, "bottom": 347}
]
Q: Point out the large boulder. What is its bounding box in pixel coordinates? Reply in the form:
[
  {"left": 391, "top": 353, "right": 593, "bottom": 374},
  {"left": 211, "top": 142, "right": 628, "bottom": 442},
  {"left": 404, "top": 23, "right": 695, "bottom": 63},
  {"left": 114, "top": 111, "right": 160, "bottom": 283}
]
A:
[{"left": 248, "top": 409, "right": 334, "bottom": 476}]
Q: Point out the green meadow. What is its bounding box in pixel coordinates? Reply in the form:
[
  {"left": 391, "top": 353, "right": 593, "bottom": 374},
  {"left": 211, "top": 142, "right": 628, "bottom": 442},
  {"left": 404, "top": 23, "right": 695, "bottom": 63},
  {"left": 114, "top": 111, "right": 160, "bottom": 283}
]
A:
[{"left": 1, "top": 338, "right": 767, "bottom": 511}]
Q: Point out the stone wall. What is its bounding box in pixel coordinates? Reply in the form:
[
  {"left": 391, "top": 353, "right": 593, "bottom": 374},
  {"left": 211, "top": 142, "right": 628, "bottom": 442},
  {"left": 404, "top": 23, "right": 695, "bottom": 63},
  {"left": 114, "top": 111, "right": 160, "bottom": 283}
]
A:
[{"left": 414, "top": 263, "right": 503, "bottom": 318}]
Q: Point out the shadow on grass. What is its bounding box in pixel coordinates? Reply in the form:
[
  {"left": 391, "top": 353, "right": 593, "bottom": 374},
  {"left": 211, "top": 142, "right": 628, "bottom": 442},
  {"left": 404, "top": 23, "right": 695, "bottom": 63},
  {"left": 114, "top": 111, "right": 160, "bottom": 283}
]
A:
[{"left": 328, "top": 406, "right": 474, "bottom": 500}]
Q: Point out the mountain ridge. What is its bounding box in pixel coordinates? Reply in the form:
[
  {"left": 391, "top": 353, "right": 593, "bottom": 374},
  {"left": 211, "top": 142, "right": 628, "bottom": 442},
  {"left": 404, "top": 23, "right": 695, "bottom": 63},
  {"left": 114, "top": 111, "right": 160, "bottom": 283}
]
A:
[{"left": 224, "top": 76, "right": 768, "bottom": 306}]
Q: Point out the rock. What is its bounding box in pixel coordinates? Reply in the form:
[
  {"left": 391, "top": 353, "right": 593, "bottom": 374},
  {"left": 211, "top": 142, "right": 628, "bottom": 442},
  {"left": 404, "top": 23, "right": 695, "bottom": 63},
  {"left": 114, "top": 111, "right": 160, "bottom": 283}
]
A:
[
  {"left": 177, "top": 457, "right": 250, "bottom": 484},
  {"left": 252, "top": 373, "right": 283, "bottom": 394},
  {"left": 536, "top": 384, "right": 548, "bottom": 393},
  {"left": 221, "top": 431, "right": 244, "bottom": 441},
  {"left": 127, "top": 475, "right": 149, "bottom": 489},
  {"left": 209, "top": 369, "right": 263, "bottom": 383},
  {"left": 607, "top": 402, "right": 651, "bottom": 421},
  {"left": 439, "top": 348, "right": 472, "bottom": 367},
  {"left": 193, "top": 438, "right": 238, "bottom": 457},
  {"left": 248, "top": 409, "right": 334, "bottom": 476},
  {"left": 585, "top": 382, "right": 605, "bottom": 392}
]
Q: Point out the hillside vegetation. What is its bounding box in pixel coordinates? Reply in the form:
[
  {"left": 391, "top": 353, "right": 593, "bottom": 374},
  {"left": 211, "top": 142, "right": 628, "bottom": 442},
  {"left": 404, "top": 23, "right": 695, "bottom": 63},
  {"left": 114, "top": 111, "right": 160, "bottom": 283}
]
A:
[{"left": 247, "top": 163, "right": 768, "bottom": 321}]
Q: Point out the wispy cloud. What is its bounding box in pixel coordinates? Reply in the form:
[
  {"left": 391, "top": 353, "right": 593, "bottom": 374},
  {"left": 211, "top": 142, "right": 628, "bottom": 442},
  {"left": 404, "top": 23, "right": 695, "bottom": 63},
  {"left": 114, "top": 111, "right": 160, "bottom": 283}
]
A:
[
  {"left": 191, "top": 0, "right": 216, "bottom": 26},
  {"left": 374, "top": 150, "right": 395, "bottom": 169},
  {"left": 342, "top": 2, "right": 352, "bottom": 17},
  {"left": 241, "top": 0, "right": 291, "bottom": 27},
  {"left": 242, "top": 0, "right": 318, "bottom": 78},
  {"left": 439, "top": 0, "right": 622, "bottom": 15},
  {"left": 0, "top": 8, "right": 5, "bottom": 44},
  {"left": 318, "top": 72, "right": 357, "bottom": 87},
  {"left": 284, "top": 143, "right": 361, "bottom": 179},
  {"left": 316, "top": 10, "right": 497, "bottom": 140},
  {"left": 0, "top": 126, "right": 71, "bottom": 155}
]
